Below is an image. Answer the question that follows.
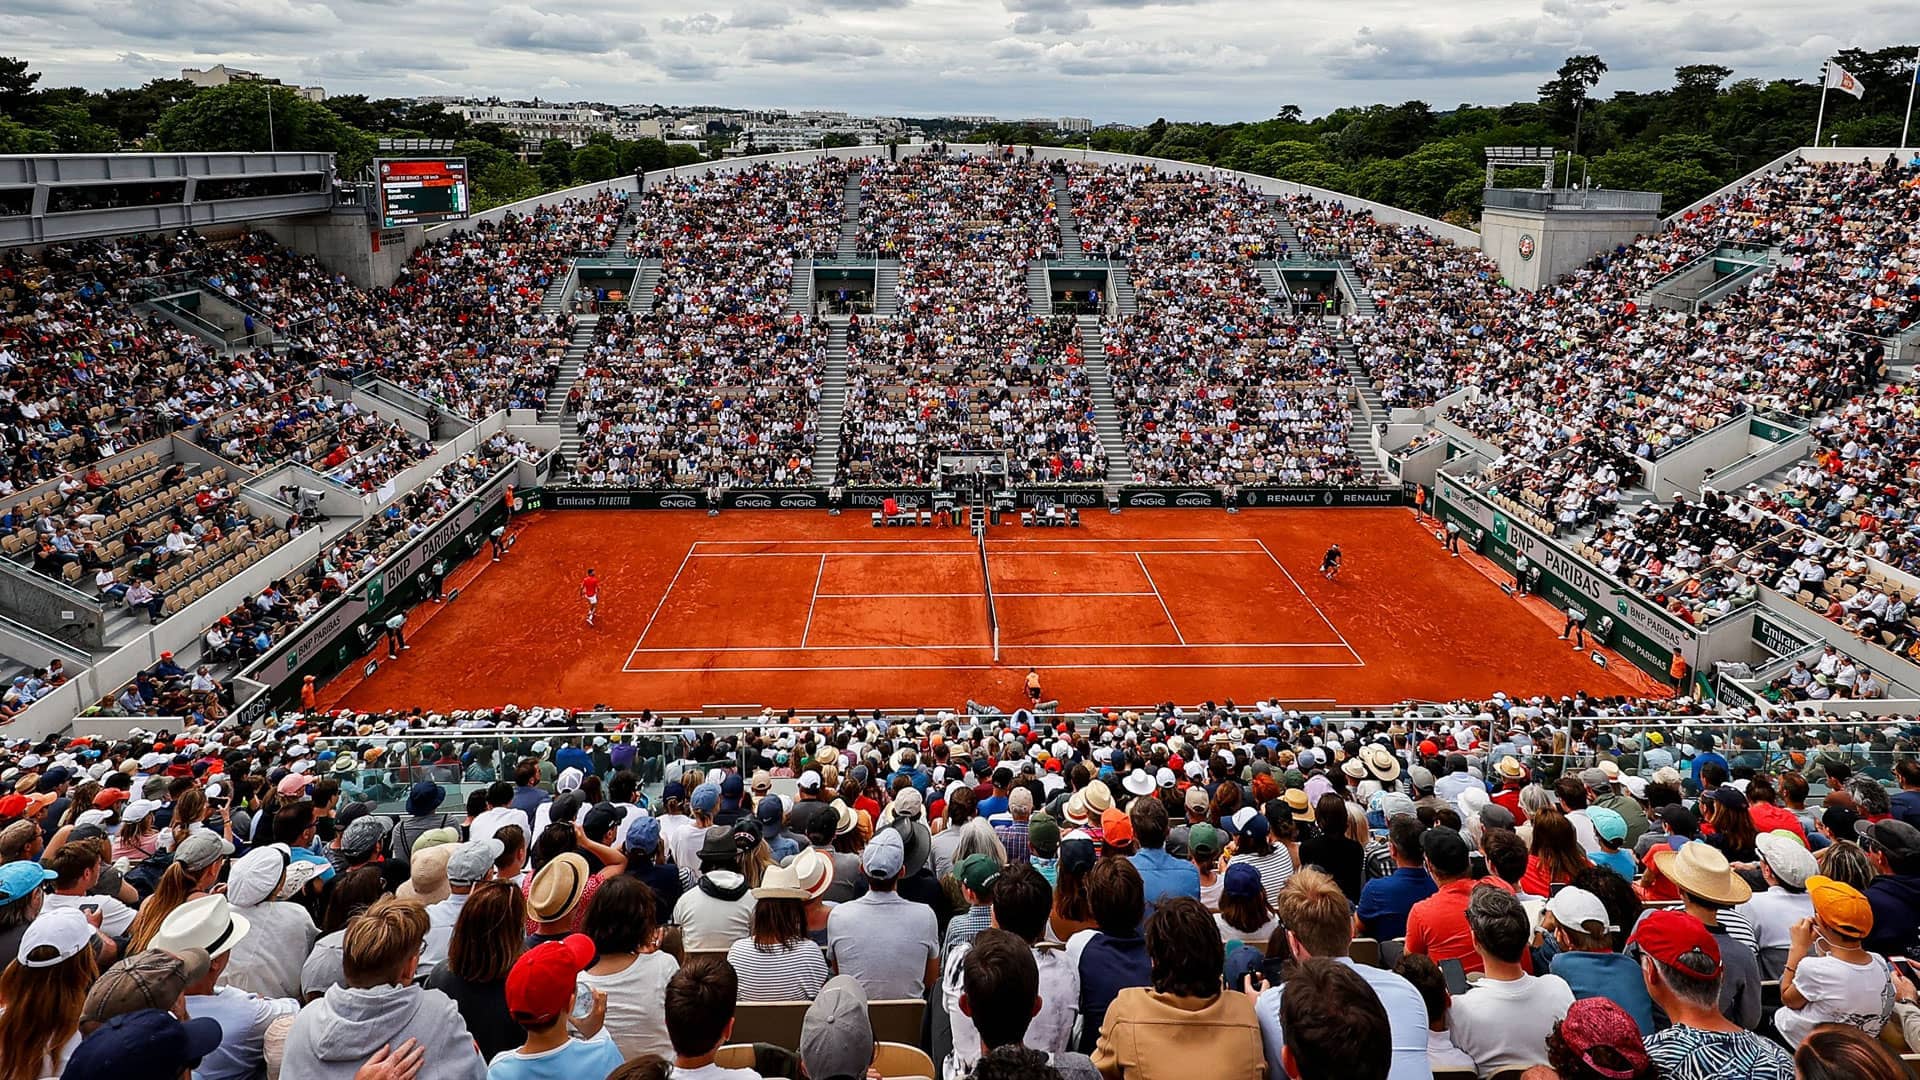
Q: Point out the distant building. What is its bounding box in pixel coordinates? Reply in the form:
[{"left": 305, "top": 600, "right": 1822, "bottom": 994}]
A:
[
  {"left": 612, "top": 117, "right": 664, "bottom": 140},
  {"left": 446, "top": 102, "right": 608, "bottom": 146},
  {"left": 1058, "top": 117, "right": 1093, "bottom": 134},
  {"left": 739, "top": 123, "right": 882, "bottom": 151},
  {"left": 182, "top": 65, "right": 325, "bottom": 102}
]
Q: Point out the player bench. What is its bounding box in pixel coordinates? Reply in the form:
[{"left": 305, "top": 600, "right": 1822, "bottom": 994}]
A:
[{"left": 1020, "top": 506, "right": 1080, "bottom": 528}]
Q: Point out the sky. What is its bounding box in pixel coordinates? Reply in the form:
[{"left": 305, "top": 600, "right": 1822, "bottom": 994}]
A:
[{"left": 7, "top": 0, "right": 1920, "bottom": 123}]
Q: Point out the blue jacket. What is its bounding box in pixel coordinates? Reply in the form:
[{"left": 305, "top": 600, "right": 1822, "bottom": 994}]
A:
[{"left": 1130, "top": 847, "right": 1200, "bottom": 921}]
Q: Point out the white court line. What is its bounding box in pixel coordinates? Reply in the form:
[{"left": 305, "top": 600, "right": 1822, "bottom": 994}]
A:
[
  {"left": 626, "top": 641, "right": 1348, "bottom": 654},
  {"left": 621, "top": 662, "right": 1365, "bottom": 673},
  {"left": 1134, "top": 553, "right": 1186, "bottom": 646},
  {"left": 817, "top": 593, "right": 982, "bottom": 598},
  {"left": 799, "top": 554, "right": 826, "bottom": 647},
  {"left": 693, "top": 538, "right": 1250, "bottom": 545},
  {"left": 1252, "top": 538, "right": 1363, "bottom": 665},
  {"left": 994, "top": 592, "right": 1157, "bottom": 597},
  {"left": 687, "top": 550, "right": 1260, "bottom": 558},
  {"left": 629, "top": 544, "right": 696, "bottom": 662}
]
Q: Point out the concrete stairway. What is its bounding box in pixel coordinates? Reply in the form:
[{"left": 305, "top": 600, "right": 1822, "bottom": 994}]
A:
[
  {"left": 610, "top": 215, "right": 638, "bottom": 254},
  {"left": 812, "top": 318, "right": 851, "bottom": 483},
  {"left": 837, "top": 173, "right": 863, "bottom": 258},
  {"left": 1027, "top": 265, "right": 1051, "bottom": 315},
  {"left": 1256, "top": 262, "right": 1290, "bottom": 312},
  {"left": 1053, "top": 172, "right": 1081, "bottom": 260},
  {"left": 630, "top": 261, "right": 661, "bottom": 313},
  {"left": 1078, "top": 316, "right": 1131, "bottom": 483},
  {"left": 539, "top": 264, "right": 576, "bottom": 315},
  {"left": 789, "top": 261, "right": 814, "bottom": 315},
  {"left": 875, "top": 263, "right": 900, "bottom": 316},
  {"left": 1111, "top": 266, "right": 1137, "bottom": 316},
  {"left": 1338, "top": 340, "right": 1385, "bottom": 475},
  {"left": 1335, "top": 260, "right": 1380, "bottom": 318},
  {"left": 540, "top": 315, "right": 600, "bottom": 472}
]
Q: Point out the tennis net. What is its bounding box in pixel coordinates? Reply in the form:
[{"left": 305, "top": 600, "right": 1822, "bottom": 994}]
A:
[{"left": 977, "top": 527, "right": 1000, "bottom": 660}]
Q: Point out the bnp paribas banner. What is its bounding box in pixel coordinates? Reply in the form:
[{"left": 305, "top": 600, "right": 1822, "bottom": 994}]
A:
[{"left": 1433, "top": 474, "right": 1699, "bottom": 680}]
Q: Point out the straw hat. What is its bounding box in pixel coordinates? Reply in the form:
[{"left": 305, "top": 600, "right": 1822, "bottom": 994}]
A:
[
  {"left": 1362, "top": 745, "right": 1402, "bottom": 783},
  {"left": 529, "top": 853, "right": 590, "bottom": 924},
  {"left": 1650, "top": 841, "right": 1753, "bottom": 907},
  {"left": 1082, "top": 781, "right": 1114, "bottom": 815},
  {"left": 397, "top": 845, "right": 453, "bottom": 905},
  {"left": 1495, "top": 756, "right": 1527, "bottom": 781},
  {"left": 752, "top": 862, "right": 812, "bottom": 902},
  {"left": 1284, "top": 788, "right": 1313, "bottom": 821}
]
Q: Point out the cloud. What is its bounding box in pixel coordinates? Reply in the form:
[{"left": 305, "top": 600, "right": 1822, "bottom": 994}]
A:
[
  {"left": 304, "top": 47, "right": 466, "bottom": 79},
  {"left": 661, "top": 12, "right": 724, "bottom": 33},
  {"left": 479, "top": 3, "right": 640, "bottom": 53},
  {"left": 97, "top": 0, "right": 339, "bottom": 38},
  {"left": 748, "top": 33, "right": 884, "bottom": 63}
]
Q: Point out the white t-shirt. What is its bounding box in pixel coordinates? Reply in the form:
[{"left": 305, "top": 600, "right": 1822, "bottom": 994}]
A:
[
  {"left": 41, "top": 891, "right": 135, "bottom": 937},
  {"left": 1448, "top": 972, "right": 1574, "bottom": 1075},
  {"left": 1737, "top": 888, "right": 1813, "bottom": 953},
  {"left": 1774, "top": 953, "right": 1895, "bottom": 1046},
  {"left": 672, "top": 1065, "right": 762, "bottom": 1079},
  {"left": 580, "top": 952, "right": 681, "bottom": 1062}
]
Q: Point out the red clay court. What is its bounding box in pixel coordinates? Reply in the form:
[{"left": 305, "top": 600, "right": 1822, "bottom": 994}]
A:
[{"left": 320, "top": 508, "right": 1648, "bottom": 713}]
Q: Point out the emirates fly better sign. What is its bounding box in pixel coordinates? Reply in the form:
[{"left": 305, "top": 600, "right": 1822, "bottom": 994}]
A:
[{"left": 376, "top": 159, "right": 470, "bottom": 229}]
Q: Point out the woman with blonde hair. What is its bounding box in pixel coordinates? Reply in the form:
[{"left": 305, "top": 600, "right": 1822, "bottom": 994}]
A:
[
  {"left": 0, "top": 909, "right": 98, "bottom": 1080},
  {"left": 125, "top": 832, "right": 229, "bottom": 950}
]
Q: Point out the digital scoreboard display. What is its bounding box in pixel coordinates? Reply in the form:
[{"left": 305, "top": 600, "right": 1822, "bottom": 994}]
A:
[{"left": 376, "top": 158, "right": 470, "bottom": 229}]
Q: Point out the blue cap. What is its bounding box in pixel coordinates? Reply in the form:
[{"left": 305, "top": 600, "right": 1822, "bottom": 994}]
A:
[
  {"left": 721, "top": 773, "right": 744, "bottom": 797},
  {"left": 1223, "top": 940, "right": 1264, "bottom": 988},
  {"left": 1223, "top": 861, "right": 1262, "bottom": 899},
  {"left": 757, "top": 795, "right": 784, "bottom": 827},
  {"left": 1240, "top": 812, "right": 1271, "bottom": 840},
  {"left": 61, "top": 1008, "right": 223, "bottom": 1079},
  {"left": 0, "top": 860, "right": 55, "bottom": 901},
  {"left": 691, "top": 783, "right": 721, "bottom": 813},
  {"left": 626, "top": 816, "right": 662, "bottom": 853},
  {"left": 663, "top": 781, "right": 686, "bottom": 801}
]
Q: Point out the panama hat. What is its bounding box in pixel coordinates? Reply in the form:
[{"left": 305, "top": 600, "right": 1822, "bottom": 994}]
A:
[
  {"left": 1495, "top": 756, "right": 1527, "bottom": 781},
  {"left": 149, "top": 894, "right": 250, "bottom": 959},
  {"left": 752, "top": 862, "right": 812, "bottom": 901},
  {"left": 529, "top": 853, "right": 590, "bottom": 923},
  {"left": 1362, "top": 745, "right": 1402, "bottom": 783},
  {"left": 1650, "top": 840, "right": 1752, "bottom": 907}
]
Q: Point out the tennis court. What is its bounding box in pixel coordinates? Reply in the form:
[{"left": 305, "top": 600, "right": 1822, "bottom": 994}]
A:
[{"left": 319, "top": 507, "right": 1645, "bottom": 712}]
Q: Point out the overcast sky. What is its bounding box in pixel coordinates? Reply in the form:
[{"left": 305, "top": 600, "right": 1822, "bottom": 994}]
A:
[{"left": 7, "top": 0, "right": 1919, "bottom": 123}]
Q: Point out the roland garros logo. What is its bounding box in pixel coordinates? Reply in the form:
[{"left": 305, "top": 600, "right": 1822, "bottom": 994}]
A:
[{"left": 1518, "top": 234, "right": 1536, "bottom": 261}]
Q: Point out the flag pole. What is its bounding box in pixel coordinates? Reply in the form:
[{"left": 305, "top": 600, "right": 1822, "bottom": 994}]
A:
[
  {"left": 1903, "top": 47, "right": 1919, "bottom": 150},
  {"left": 1814, "top": 62, "right": 1831, "bottom": 147}
]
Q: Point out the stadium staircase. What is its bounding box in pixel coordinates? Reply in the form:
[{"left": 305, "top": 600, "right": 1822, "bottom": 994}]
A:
[
  {"left": 1027, "top": 265, "right": 1052, "bottom": 316},
  {"left": 1078, "top": 316, "right": 1132, "bottom": 483},
  {"left": 1256, "top": 262, "right": 1291, "bottom": 313},
  {"left": 1110, "top": 267, "right": 1137, "bottom": 316},
  {"left": 1053, "top": 172, "right": 1082, "bottom": 260},
  {"left": 630, "top": 261, "right": 661, "bottom": 313},
  {"left": 812, "top": 318, "right": 851, "bottom": 483},
  {"left": 1338, "top": 341, "right": 1384, "bottom": 473},
  {"left": 1334, "top": 261, "right": 1380, "bottom": 318},
  {"left": 540, "top": 315, "right": 600, "bottom": 470},
  {"left": 539, "top": 266, "right": 575, "bottom": 315},
  {"left": 788, "top": 261, "right": 814, "bottom": 316},
  {"left": 1635, "top": 246, "right": 1775, "bottom": 313},
  {"left": 609, "top": 215, "right": 638, "bottom": 255},
  {"left": 837, "top": 174, "right": 864, "bottom": 258},
  {"left": 875, "top": 263, "right": 900, "bottom": 316},
  {"left": 1268, "top": 209, "right": 1306, "bottom": 261}
]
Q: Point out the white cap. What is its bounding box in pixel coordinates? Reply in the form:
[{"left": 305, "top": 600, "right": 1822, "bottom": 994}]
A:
[
  {"left": 1544, "top": 886, "right": 1612, "bottom": 935},
  {"left": 122, "top": 799, "right": 163, "bottom": 824},
  {"left": 19, "top": 908, "right": 92, "bottom": 968}
]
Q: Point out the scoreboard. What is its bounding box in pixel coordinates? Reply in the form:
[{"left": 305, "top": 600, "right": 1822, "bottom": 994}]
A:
[{"left": 376, "top": 158, "right": 470, "bottom": 229}]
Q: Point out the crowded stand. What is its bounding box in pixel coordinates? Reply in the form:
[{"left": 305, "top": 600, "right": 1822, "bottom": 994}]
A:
[
  {"left": 3, "top": 694, "right": 1920, "bottom": 1080},
  {"left": 1283, "top": 157, "right": 1920, "bottom": 516},
  {"left": 1071, "top": 166, "right": 1368, "bottom": 486},
  {"left": 565, "top": 160, "right": 847, "bottom": 489},
  {"left": 838, "top": 155, "right": 1109, "bottom": 486}
]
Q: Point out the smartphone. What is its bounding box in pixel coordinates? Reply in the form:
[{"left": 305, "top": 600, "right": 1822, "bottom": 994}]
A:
[
  {"left": 1439, "top": 958, "right": 1470, "bottom": 996},
  {"left": 78, "top": 903, "right": 100, "bottom": 915}
]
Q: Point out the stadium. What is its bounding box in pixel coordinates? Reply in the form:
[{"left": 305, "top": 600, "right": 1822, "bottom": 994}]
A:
[{"left": 3, "top": 42, "right": 1920, "bottom": 1080}]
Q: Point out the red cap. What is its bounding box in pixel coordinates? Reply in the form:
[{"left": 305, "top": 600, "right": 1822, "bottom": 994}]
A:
[
  {"left": 505, "top": 933, "right": 595, "bottom": 1022},
  {"left": 0, "top": 794, "right": 27, "bottom": 819},
  {"left": 1419, "top": 740, "right": 1438, "bottom": 756},
  {"left": 93, "top": 789, "right": 129, "bottom": 809},
  {"left": 1628, "top": 909, "right": 1720, "bottom": 977}
]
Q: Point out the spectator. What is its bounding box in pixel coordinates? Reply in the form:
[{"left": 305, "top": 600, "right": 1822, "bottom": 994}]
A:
[
  {"left": 1634, "top": 909, "right": 1793, "bottom": 1080},
  {"left": 1793, "top": 1024, "right": 1911, "bottom": 1080},
  {"left": 422, "top": 837, "right": 504, "bottom": 978},
  {"left": 1541, "top": 998, "right": 1660, "bottom": 1080},
  {"left": 799, "top": 975, "right": 879, "bottom": 1080},
  {"left": 1520, "top": 808, "right": 1593, "bottom": 896},
  {"left": 425, "top": 881, "right": 529, "bottom": 1062},
  {"left": 1393, "top": 954, "right": 1474, "bottom": 1073},
  {"left": 1775, "top": 873, "right": 1894, "bottom": 1045},
  {"left": 0, "top": 907, "right": 98, "bottom": 1079},
  {"left": 1276, "top": 958, "right": 1394, "bottom": 1080},
  {"left": 1856, "top": 818, "right": 1920, "bottom": 957},
  {"left": 281, "top": 896, "right": 486, "bottom": 1079},
  {"left": 1544, "top": 885, "right": 1657, "bottom": 1035},
  {"left": 1645, "top": 840, "right": 1762, "bottom": 1030},
  {"left": 825, "top": 824, "right": 940, "bottom": 1000},
  {"left": 1250, "top": 868, "right": 1430, "bottom": 1080},
  {"left": 1737, "top": 830, "right": 1817, "bottom": 978},
  {"left": 579, "top": 875, "right": 678, "bottom": 1062},
  {"left": 57, "top": 1007, "right": 225, "bottom": 1080},
  {"left": 220, "top": 843, "right": 320, "bottom": 1001},
  {"left": 944, "top": 862, "right": 1079, "bottom": 1078},
  {"left": 663, "top": 956, "right": 759, "bottom": 1079},
  {"left": 1089, "top": 897, "right": 1259, "bottom": 1079},
  {"left": 1213, "top": 863, "right": 1278, "bottom": 945},
  {"left": 1072, "top": 856, "right": 1150, "bottom": 1052},
  {"left": 671, "top": 827, "right": 757, "bottom": 950},
  {"left": 1446, "top": 885, "right": 1573, "bottom": 1075},
  {"left": 1356, "top": 816, "right": 1436, "bottom": 940},
  {"left": 489, "top": 934, "right": 622, "bottom": 1079},
  {"left": 962, "top": 929, "right": 1099, "bottom": 1080},
  {"left": 1187, "top": 822, "right": 1225, "bottom": 908},
  {"left": 1224, "top": 811, "right": 1292, "bottom": 906},
  {"left": 729, "top": 861, "right": 830, "bottom": 1001},
  {"left": 1298, "top": 794, "right": 1364, "bottom": 903},
  {"left": 1127, "top": 797, "right": 1197, "bottom": 920},
  {"left": 1405, "top": 826, "right": 1509, "bottom": 974},
  {"left": 147, "top": 894, "right": 297, "bottom": 1080}
]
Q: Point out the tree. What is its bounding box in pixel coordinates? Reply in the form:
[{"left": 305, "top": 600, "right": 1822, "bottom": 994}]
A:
[
  {"left": 665, "top": 143, "right": 703, "bottom": 167},
  {"left": 156, "top": 83, "right": 376, "bottom": 173},
  {"left": 1539, "top": 54, "right": 1609, "bottom": 136},
  {"left": 536, "top": 138, "right": 573, "bottom": 188},
  {"left": 93, "top": 79, "right": 197, "bottom": 143},
  {"left": 38, "top": 100, "right": 116, "bottom": 152},
  {"left": 619, "top": 138, "right": 670, "bottom": 174},
  {"left": 820, "top": 132, "right": 860, "bottom": 149},
  {"left": 472, "top": 159, "right": 543, "bottom": 210},
  {"left": 0, "top": 57, "right": 39, "bottom": 118},
  {"left": 571, "top": 143, "right": 616, "bottom": 182}
]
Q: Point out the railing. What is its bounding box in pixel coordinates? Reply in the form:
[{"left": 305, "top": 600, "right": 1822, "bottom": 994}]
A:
[{"left": 1483, "top": 187, "right": 1664, "bottom": 214}]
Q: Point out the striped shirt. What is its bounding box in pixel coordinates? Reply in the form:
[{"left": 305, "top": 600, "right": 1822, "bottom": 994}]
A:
[
  {"left": 726, "top": 938, "right": 830, "bottom": 1002},
  {"left": 1239, "top": 850, "right": 1296, "bottom": 906}
]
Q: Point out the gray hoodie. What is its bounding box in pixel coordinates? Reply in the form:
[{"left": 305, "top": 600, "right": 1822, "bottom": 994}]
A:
[{"left": 281, "top": 981, "right": 486, "bottom": 1080}]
